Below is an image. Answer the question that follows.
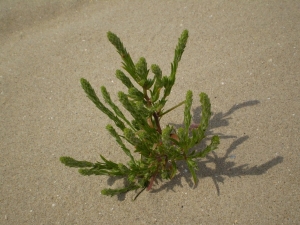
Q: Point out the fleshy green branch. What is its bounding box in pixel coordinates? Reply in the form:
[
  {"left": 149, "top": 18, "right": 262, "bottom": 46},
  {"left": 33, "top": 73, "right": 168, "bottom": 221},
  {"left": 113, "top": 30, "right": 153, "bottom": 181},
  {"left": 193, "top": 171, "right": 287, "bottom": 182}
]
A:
[
  {"left": 80, "top": 78, "right": 125, "bottom": 130},
  {"left": 107, "top": 31, "right": 136, "bottom": 78},
  {"left": 60, "top": 157, "right": 94, "bottom": 168},
  {"left": 101, "top": 86, "right": 133, "bottom": 129}
]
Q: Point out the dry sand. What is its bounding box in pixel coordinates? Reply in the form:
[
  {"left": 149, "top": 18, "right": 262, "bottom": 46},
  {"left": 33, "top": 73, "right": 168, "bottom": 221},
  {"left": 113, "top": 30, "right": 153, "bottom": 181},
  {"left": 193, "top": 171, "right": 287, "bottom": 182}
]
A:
[{"left": 1, "top": 0, "right": 299, "bottom": 224}]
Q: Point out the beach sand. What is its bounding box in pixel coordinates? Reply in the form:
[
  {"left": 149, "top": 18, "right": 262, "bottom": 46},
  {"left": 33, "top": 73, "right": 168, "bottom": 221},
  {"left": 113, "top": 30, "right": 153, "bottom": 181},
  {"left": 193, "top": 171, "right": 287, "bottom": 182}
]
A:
[{"left": 1, "top": 0, "right": 299, "bottom": 224}]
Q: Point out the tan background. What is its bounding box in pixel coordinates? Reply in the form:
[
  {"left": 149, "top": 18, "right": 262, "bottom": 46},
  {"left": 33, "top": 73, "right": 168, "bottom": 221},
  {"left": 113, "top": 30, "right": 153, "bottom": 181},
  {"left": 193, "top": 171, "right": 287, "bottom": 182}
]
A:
[{"left": 1, "top": 0, "right": 299, "bottom": 224}]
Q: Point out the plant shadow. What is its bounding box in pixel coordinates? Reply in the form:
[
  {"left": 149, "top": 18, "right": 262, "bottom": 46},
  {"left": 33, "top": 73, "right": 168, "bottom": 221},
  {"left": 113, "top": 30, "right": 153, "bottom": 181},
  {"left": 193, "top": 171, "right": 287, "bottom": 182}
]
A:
[
  {"left": 150, "top": 100, "right": 284, "bottom": 195},
  {"left": 151, "top": 136, "right": 283, "bottom": 195},
  {"left": 107, "top": 100, "right": 284, "bottom": 200}
]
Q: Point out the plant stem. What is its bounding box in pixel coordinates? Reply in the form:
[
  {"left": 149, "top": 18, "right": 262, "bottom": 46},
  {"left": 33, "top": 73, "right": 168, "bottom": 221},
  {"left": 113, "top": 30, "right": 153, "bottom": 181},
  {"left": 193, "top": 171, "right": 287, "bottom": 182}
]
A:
[
  {"left": 143, "top": 88, "right": 152, "bottom": 107},
  {"left": 160, "top": 100, "right": 185, "bottom": 117},
  {"left": 143, "top": 88, "right": 162, "bottom": 133},
  {"left": 132, "top": 187, "right": 147, "bottom": 201},
  {"left": 153, "top": 112, "right": 162, "bottom": 134}
]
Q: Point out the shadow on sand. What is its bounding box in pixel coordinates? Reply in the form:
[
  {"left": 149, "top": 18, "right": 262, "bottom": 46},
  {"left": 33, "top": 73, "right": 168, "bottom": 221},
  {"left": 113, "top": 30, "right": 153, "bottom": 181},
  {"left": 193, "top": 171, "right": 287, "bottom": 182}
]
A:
[
  {"left": 151, "top": 100, "right": 283, "bottom": 195},
  {"left": 109, "top": 100, "right": 283, "bottom": 200}
]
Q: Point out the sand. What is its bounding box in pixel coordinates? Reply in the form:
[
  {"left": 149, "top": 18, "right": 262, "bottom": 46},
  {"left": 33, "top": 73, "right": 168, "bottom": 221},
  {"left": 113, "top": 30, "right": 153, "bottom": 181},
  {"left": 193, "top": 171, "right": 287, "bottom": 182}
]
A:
[{"left": 1, "top": 0, "right": 299, "bottom": 224}]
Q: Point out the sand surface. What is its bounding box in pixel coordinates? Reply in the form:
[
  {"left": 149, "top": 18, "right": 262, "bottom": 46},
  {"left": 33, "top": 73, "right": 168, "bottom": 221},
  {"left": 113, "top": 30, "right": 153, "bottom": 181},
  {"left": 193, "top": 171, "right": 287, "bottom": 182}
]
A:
[{"left": 1, "top": 0, "right": 299, "bottom": 224}]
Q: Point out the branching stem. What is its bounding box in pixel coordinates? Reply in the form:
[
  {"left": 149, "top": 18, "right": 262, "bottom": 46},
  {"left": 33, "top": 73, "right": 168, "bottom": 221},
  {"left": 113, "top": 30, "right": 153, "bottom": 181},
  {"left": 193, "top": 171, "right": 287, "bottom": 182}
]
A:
[
  {"left": 160, "top": 100, "right": 185, "bottom": 117},
  {"left": 143, "top": 88, "right": 162, "bottom": 133}
]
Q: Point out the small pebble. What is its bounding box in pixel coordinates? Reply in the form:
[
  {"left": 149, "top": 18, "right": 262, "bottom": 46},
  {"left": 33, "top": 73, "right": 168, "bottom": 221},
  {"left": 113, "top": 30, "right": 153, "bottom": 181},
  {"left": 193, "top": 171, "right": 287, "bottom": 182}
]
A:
[{"left": 229, "top": 155, "right": 236, "bottom": 159}]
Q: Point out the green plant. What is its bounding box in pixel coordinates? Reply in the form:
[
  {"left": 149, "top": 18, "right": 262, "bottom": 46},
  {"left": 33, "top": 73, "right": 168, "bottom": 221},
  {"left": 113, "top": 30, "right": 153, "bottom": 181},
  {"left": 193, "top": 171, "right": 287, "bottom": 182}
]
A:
[{"left": 60, "top": 30, "right": 220, "bottom": 199}]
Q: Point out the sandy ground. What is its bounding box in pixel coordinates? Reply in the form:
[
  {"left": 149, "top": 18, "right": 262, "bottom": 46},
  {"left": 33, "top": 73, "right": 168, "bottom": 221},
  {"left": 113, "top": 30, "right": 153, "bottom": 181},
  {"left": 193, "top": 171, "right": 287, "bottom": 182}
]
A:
[{"left": 1, "top": 0, "right": 299, "bottom": 224}]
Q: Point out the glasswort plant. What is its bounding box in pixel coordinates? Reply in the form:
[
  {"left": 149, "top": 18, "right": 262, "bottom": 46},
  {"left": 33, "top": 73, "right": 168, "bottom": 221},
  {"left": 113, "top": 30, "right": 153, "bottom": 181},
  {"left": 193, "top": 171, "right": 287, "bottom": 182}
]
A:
[{"left": 60, "top": 30, "right": 220, "bottom": 198}]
